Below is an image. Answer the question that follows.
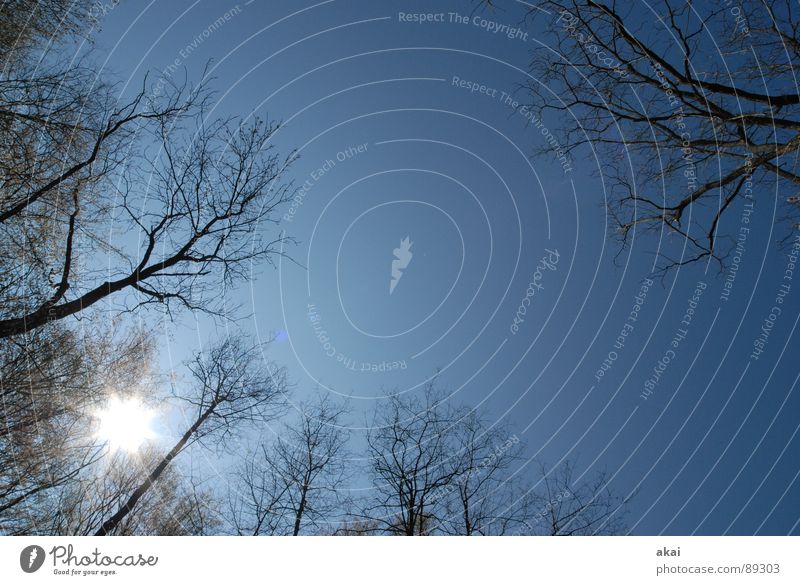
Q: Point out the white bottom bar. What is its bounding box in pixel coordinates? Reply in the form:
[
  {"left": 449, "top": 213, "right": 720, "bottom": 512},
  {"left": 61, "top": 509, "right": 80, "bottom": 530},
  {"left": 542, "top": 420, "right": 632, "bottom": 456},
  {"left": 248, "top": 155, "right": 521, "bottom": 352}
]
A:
[{"left": 2, "top": 536, "right": 797, "bottom": 584}]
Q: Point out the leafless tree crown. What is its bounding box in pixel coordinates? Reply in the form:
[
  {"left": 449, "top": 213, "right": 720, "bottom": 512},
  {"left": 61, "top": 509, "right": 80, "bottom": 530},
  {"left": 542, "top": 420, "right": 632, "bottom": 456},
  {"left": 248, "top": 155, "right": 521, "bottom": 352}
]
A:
[{"left": 520, "top": 0, "right": 800, "bottom": 270}]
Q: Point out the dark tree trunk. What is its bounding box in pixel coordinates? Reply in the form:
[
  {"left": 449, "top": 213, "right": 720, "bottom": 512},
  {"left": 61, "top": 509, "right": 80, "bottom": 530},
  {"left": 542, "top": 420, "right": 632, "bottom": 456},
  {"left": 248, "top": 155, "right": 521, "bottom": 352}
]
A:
[{"left": 94, "top": 404, "right": 215, "bottom": 536}]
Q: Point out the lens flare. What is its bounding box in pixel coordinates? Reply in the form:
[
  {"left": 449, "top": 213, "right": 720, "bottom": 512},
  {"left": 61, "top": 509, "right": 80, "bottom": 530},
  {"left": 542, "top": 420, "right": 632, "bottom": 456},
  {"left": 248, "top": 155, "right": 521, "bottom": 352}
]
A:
[{"left": 94, "top": 397, "right": 156, "bottom": 453}]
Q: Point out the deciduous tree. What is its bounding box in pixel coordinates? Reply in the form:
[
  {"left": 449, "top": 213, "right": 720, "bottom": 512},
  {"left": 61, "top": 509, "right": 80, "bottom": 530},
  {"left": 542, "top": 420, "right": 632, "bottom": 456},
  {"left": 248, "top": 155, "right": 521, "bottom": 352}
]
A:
[
  {"left": 507, "top": 0, "right": 800, "bottom": 270},
  {"left": 94, "top": 337, "right": 287, "bottom": 536}
]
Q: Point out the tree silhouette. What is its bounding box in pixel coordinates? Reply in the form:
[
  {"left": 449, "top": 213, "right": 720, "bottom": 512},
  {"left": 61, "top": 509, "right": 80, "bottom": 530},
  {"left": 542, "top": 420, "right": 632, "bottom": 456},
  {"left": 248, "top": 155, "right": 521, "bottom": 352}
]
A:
[
  {"left": 230, "top": 395, "right": 349, "bottom": 535},
  {"left": 504, "top": 0, "right": 800, "bottom": 270},
  {"left": 0, "top": 0, "right": 295, "bottom": 339},
  {"left": 0, "top": 324, "right": 154, "bottom": 534},
  {"left": 360, "top": 383, "right": 464, "bottom": 535},
  {"left": 523, "top": 461, "right": 630, "bottom": 536},
  {"left": 94, "top": 337, "right": 287, "bottom": 536}
]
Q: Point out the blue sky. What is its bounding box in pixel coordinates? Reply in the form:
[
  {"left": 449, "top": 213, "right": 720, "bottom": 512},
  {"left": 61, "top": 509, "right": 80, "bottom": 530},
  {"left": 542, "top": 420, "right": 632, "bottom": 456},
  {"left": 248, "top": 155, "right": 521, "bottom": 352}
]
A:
[{"left": 93, "top": 0, "right": 800, "bottom": 535}]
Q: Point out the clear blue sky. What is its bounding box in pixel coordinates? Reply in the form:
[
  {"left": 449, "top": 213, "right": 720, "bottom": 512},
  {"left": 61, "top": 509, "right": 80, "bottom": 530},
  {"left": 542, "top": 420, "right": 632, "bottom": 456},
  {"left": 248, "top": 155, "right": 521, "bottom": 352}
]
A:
[{"left": 93, "top": 0, "right": 800, "bottom": 535}]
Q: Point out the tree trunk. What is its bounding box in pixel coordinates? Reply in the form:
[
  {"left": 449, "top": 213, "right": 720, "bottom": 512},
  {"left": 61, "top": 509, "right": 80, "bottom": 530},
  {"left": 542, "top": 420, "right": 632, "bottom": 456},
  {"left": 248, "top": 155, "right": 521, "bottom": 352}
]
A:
[
  {"left": 94, "top": 404, "right": 215, "bottom": 536},
  {"left": 292, "top": 481, "right": 308, "bottom": 536}
]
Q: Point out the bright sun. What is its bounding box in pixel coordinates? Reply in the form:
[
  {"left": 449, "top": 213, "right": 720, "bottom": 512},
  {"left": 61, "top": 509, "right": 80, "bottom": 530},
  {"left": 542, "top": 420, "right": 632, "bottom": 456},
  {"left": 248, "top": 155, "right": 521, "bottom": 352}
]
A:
[{"left": 94, "top": 397, "right": 156, "bottom": 453}]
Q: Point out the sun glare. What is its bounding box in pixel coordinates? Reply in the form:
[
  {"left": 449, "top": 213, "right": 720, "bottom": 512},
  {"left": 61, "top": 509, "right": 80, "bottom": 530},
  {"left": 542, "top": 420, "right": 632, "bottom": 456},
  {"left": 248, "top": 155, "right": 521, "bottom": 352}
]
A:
[{"left": 94, "top": 397, "right": 156, "bottom": 453}]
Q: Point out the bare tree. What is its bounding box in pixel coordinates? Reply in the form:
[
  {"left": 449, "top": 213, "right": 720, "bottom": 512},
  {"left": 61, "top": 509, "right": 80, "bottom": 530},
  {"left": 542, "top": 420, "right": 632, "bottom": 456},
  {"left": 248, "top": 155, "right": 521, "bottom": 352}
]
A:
[
  {"left": 328, "top": 518, "right": 383, "bottom": 536},
  {"left": 0, "top": 0, "right": 296, "bottom": 536},
  {"left": 94, "top": 337, "right": 287, "bottom": 536},
  {"left": 0, "top": 323, "right": 154, "bottom": 534},
  {"left": 0, "top": 0, "right": 93, "bottom": 57},
  {"left": 49, "top": 447, "right": 221, "bottom": 536},
  {"left": 229, "top": 443, "right": 289, "bottom": 536},
  {"left": 0, "top": 0, "right": 295, "bottom": 339},
  {"left": 356, "top": 380, "right": 631, "bottom": 536},
  {"left": 522, "top": 461, "right": 630, "bottom": 536},
  {"left": 230, "top": 395, "right": 350, "bottom": 535},
  {"left": 0, "top": 87, "right": 294, "bottom": 338},
  {"left": 437, "top": 413, "right": 528, "bottom": 535},
  {"left": 360, "top": 382, "right": 465, "bottom": 535},
  {"left": 507, "top": 0, "right": 800, "bottom": 270}
]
